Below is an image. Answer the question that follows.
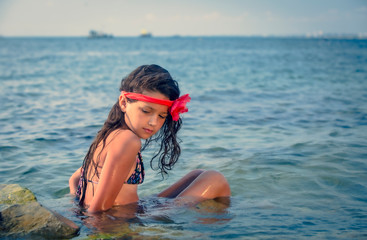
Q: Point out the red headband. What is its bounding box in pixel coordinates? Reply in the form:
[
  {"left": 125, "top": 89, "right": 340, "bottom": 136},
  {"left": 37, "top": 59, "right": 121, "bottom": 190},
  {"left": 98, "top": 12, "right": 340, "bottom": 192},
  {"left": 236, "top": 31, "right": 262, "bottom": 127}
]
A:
[{"left": 121, "top": 91, "right": 191, "bottom": 121}]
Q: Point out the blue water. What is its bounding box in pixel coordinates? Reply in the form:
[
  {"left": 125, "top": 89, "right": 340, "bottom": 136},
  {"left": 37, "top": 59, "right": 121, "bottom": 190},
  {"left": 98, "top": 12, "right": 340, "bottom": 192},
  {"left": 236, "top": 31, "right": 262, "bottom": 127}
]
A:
[{"left": 1, "top": 37, "right": 367, "bottom": 239}]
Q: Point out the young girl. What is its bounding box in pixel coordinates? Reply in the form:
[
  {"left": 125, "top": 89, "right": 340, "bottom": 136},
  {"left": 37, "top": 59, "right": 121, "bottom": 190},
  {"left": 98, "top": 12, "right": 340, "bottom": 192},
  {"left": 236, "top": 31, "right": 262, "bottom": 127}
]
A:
[{"left": 69, "top": 64, "right": 230, "bottom": 213}]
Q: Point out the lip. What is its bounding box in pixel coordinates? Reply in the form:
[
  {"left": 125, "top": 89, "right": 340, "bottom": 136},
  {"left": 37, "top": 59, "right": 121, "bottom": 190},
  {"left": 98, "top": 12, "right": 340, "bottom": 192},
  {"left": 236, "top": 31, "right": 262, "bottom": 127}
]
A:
[{"left": 143, "top": 128, "right": 153, "bottom": 134}]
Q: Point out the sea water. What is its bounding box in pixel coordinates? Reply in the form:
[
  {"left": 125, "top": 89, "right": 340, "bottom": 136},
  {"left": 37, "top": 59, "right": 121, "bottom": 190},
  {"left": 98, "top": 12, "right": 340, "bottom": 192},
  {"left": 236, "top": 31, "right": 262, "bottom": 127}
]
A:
[{"left": 0, "top": 37, "right": 367, "bottom": 239}]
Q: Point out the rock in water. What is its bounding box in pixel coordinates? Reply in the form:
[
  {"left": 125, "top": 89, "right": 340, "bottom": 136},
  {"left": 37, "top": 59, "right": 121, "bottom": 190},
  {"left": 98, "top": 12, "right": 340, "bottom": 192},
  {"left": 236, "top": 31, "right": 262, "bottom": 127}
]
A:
[
  {"left": 0, "top": 184, "right": 37, "bottom": 207},
  {"left": 0, "top": 184, "right": 79, "bottom": 239}
]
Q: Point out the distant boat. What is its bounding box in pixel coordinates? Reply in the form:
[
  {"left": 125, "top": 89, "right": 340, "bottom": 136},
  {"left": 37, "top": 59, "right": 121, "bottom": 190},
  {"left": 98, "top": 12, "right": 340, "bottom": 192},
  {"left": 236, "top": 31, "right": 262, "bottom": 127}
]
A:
[
  {"left": 88, "top": 30, "right": 113, "bottom": 39},
  {"left": 140, "top": 29, "right": 152, "bottom": 38}
]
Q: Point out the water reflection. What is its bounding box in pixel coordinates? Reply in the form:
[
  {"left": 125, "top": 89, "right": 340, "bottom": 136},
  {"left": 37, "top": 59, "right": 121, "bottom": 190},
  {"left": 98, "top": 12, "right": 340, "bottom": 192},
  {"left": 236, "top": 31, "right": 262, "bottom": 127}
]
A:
[
  {"left": 73, "top": 197, "right": 232, "bottom": 238},
  {"left": 192, "top": 197, "right": 232, "bottom": 225}
]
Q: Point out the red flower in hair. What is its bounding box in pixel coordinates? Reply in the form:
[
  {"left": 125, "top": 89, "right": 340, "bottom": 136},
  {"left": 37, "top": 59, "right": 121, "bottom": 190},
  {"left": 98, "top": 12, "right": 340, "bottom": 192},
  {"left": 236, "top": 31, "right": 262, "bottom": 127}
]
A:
[{"left": 170, "top": 94, "right": 191, "bottom": 121}]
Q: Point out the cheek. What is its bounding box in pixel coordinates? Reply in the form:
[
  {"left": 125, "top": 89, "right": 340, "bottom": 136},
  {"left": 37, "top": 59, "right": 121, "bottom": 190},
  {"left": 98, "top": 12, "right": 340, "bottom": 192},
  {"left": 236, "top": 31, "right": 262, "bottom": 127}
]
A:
[{"left": 157, "top": 119, "right": 166, "bottom": 129}]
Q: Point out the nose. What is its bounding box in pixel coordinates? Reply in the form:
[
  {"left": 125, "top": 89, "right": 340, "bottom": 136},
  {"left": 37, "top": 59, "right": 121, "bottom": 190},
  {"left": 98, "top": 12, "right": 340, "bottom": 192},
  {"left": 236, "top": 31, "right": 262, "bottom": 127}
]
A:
[{"left": 148, "top": 115, "right": 158, "bottom": 126}]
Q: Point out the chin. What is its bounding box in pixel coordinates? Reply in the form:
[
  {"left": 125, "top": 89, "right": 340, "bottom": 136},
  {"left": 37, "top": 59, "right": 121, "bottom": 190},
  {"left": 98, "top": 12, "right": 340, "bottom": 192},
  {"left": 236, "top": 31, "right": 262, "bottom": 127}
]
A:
[{"left": 139, "top": 133, "right": 153, "bottom": 140}]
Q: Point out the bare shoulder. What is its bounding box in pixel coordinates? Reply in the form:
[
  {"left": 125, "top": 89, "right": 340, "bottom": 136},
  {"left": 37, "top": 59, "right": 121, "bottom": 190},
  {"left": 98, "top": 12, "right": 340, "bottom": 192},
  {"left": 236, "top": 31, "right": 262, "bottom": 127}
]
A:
[{"left": 108, "top": 129, "right": 141, "bottom": 155}]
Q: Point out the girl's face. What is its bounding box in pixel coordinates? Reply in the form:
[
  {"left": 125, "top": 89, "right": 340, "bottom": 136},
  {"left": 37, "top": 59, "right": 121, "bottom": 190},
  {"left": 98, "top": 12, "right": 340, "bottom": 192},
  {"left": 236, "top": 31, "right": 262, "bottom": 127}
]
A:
[{"left": 120, "top": 91, "right": 169, "bottom": 139}]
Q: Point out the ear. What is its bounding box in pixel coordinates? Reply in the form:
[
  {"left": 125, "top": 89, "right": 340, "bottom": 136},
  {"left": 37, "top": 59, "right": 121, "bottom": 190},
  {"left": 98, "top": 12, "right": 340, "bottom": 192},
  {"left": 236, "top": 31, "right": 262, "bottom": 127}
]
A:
[{"left": 119, "top": 93, "right": 127, "bottom": 112}]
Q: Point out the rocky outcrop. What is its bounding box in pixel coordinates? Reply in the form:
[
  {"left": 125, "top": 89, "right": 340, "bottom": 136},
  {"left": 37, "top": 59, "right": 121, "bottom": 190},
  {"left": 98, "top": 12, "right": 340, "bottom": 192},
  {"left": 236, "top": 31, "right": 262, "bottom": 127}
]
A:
[{"left": 0, "top": 184, "right": 79, "bottom": 239}]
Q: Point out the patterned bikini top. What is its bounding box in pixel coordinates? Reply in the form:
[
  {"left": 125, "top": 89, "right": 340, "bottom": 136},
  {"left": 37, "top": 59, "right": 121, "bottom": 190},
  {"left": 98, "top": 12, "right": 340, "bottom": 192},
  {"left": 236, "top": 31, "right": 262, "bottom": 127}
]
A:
[{"left": 125, "top": 152, "right": 145, "bottom": 184}]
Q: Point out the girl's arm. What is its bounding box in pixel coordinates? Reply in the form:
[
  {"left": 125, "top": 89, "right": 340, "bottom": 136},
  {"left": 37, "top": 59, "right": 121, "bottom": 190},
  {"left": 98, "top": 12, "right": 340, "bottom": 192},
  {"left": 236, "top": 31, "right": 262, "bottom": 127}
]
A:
[
  {"left": 69, "top": 167, "right": 82, "bottom": 194},
  {"left": 88, "top": 131, "right": 141, "bottom": 213}
]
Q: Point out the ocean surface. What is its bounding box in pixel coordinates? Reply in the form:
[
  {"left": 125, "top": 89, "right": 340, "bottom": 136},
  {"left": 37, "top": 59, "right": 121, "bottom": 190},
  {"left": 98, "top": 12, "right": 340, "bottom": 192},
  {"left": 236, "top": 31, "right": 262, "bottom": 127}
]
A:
[{"left": 1, "top": 36, "right": 367, "bottom": 239}]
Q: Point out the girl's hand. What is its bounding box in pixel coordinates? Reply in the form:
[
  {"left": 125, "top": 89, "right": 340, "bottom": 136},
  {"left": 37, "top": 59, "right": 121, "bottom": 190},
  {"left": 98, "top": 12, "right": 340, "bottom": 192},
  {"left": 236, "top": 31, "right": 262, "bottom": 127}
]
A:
[{"left": 69, "top": 167, "right": 82, "bottom": 194}]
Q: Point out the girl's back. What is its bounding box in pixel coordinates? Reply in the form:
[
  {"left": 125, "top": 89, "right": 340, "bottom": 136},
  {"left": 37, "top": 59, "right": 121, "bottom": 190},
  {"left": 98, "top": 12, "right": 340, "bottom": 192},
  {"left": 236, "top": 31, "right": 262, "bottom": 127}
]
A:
[{"left": 80, "top": 129, "right": 142, "bottom": 208}]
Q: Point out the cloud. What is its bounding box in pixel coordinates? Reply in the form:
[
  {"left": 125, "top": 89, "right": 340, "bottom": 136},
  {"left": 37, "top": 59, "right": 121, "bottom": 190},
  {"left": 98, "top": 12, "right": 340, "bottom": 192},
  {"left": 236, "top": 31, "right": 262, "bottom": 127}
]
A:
[
  {"left": 265, "top": 10, "right": 279, "bottom": 21},
  {"left": 46, "top": 0, "right": 55, "bottom": 7},
  {"left": 145, "top": 13, "right": 156, "bottom": 21},
  {"left": 165, "top": 11, "right": 246, "bottom": 24},
  {"left": 202, "top": 12, "right": 221, "bottom": 21},
  {"left": 106, "top": 16, "right": 117, "bottom": 24}
]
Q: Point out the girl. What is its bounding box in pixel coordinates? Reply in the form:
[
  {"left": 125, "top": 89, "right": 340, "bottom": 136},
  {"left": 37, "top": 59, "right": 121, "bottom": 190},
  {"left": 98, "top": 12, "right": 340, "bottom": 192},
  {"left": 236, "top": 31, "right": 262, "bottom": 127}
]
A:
[{"left": 69, "top": 64, "right": 230, "bottom": 213}]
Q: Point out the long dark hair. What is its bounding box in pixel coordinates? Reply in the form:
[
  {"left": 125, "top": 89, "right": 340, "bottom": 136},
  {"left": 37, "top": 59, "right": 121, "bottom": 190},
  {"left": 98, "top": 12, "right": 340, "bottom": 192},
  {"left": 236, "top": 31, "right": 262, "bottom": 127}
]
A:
[{"left": 78, "top": 64, "right": 182, "bottom": 206}]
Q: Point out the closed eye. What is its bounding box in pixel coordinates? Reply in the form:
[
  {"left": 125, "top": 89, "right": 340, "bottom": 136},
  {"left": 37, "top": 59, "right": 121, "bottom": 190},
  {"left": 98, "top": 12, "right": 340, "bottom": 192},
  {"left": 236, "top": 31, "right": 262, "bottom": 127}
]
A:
[
  {"left": 140, "top": 106, "right": 167, "bottom": 119},
  {"left": 141, "top": 108, "right": 150, "bottom": 114}
]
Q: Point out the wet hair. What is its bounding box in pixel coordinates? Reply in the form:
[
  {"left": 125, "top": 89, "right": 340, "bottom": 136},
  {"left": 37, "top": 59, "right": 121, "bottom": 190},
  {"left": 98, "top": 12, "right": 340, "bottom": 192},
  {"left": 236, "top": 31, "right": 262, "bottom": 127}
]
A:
[{"left": 78, "top": 64, "right": 182, "bottom": 206}]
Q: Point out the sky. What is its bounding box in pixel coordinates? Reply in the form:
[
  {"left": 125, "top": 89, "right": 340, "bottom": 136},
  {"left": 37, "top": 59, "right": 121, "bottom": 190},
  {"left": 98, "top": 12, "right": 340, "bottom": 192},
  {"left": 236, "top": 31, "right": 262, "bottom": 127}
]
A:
[{"left": 0, "top": 0, "right": 366, "bottom": 37}]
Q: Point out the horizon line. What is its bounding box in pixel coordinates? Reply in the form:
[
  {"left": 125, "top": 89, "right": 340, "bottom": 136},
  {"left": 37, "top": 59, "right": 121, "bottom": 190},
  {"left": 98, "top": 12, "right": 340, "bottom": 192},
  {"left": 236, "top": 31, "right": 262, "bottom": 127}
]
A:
[{"left": 1, "top": 33, "right": 367, "bottom": 39}]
